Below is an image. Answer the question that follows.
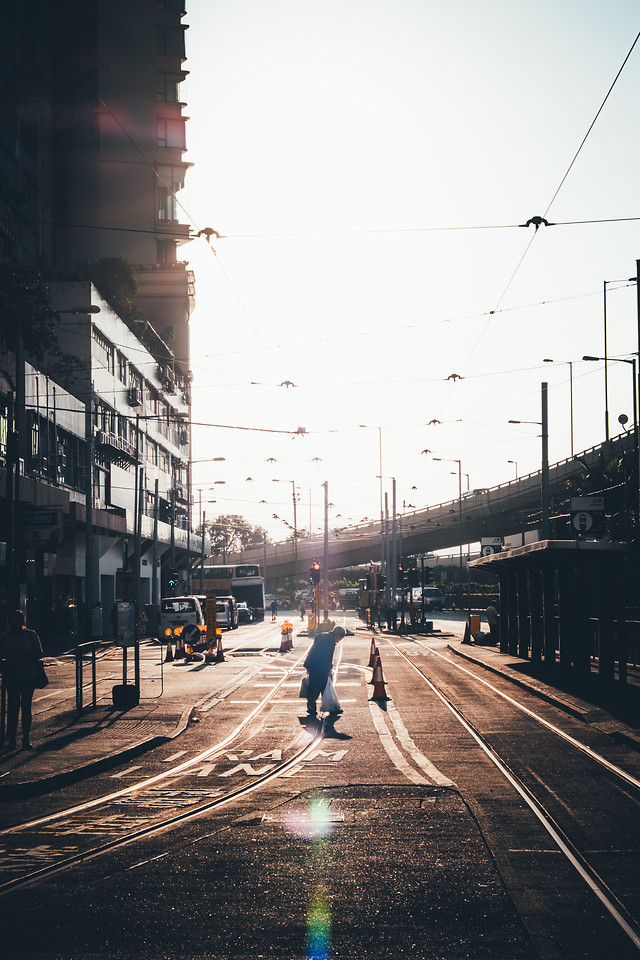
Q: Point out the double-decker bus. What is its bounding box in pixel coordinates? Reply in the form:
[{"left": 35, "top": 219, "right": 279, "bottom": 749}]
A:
[{"left": 199, "top": 563, "right": 266, "bottom": 621}]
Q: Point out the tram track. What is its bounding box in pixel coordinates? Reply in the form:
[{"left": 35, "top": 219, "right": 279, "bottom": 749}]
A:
[
  {"left": 0, "top": 626, "right": 348, "bottom": 894},
  {"left": 386, "top": 635, "right": 640, "bottom": 952}
]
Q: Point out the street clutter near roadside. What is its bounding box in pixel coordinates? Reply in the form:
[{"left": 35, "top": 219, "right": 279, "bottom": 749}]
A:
[{"left": 1, "top": 620, "right": 638, "bottom": 801}]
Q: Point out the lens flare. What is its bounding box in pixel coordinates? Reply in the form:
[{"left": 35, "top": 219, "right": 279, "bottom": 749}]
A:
[
  {"left": 284, "top": 797, "right": 336, "bottom": 840},
  {"left": 307, "top": 886, "right": 331, "bottom": 960}
]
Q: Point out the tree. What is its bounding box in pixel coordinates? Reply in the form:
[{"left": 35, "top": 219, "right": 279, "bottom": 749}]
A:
[
  {"left": 0, "top": 266, "right": 61, "bottom": 365},
  {"left": 205, "top": 515, "right": 270, "bottom": 560},
  {"left": 88, "top": 256, "right": 141, "bottom": 328}
]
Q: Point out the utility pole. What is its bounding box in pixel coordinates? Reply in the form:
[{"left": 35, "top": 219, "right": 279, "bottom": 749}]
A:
[
  {"left": 323, "top": 481, "right": 329, "bottom": 621},
  {"left": 542, "top": 381, "right": 550, "bottom": 540}
]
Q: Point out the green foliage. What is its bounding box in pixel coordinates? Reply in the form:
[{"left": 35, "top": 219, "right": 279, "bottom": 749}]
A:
[
  {"left": 88, "top": 256, "right": 141, "bottom": 327},
  {"left": 205, "top": 514, "right": 270, "bottom": 558},
  {"left": 0, "top": 266, "right": 60, "bottom": 364}
]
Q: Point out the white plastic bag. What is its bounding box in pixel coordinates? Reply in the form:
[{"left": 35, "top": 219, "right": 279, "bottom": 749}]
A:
[{"left": 321, "top": 676, "right": 341, "bottom": 712}]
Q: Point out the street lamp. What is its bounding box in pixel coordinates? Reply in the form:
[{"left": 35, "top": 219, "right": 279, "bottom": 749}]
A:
[
  {"left": 543, "top": 358, "right": 574, "bottom": 456},
  {"left": 583, "top": 354, "right": 638, "bottom": 538},
  {"left": 433, "top": 457, "right": 464, "bottom": 586},
  {"left": 508, "top": 460, "right": 519, "bottom": 479},
  {"left": 509, "top": 382, "right": 550, "bottom": 539}
]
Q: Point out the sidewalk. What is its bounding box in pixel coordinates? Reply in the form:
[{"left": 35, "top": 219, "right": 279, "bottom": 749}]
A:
[
  {"left": 449, "top": 639, "right": 640, "bottom": 750},
  {"left": 1, "top": 632, "right": 639, "bottom": 802},
  {"left": 0, "top": 640, "right": 252, "bottom": 800}
]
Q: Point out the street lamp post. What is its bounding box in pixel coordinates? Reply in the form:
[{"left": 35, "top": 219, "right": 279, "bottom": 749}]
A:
[
  {"left": 544, "top": 358, "right": 574, "bottom": 456},
  {"left": 509, "top": 381, "right": 550, "bottom": 540},
  {"left": 508, "top": 460, "right": 519, "bottom": 479},
  {"left": 584, "top": 355, "right": 638, "bottom": 538},
  {"left": 433, "top": 456, "right": 463, "bottom": 590}
]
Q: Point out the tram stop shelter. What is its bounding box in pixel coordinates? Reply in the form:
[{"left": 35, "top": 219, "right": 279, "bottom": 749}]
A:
[{"left": 470, "top": 540, "right": 629, "bottom": 686}]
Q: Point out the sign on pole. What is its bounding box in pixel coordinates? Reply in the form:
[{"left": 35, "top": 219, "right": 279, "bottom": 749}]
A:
[
  {"left": 570, "top": 497, "right": 605, "bottom": 539},
  {"left": 481, "top": 537, "right": 502, "bottom": 556}
]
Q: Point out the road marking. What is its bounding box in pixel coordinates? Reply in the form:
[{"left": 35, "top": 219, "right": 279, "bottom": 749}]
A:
[
  {"left": 386, "top": 702, "right": 455, "bottom": 787},
  {"left": 111, "top": 766, "right": 143, "bottom": 779},
  {"left": 218, "top": 763, "right": 277, "bottom": 778},
  {"left": 367, "top": 704, "right": 431, "bottom": 786},
  {"left": 162, "top": 751, "right": 188, "bottom": 763},
  {"left": 197, "top": 764, "right": 216, "bottom": 777}
]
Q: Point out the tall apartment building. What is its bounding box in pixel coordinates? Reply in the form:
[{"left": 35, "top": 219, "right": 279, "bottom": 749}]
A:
[{"left": 0, "top": 1, "right": 197, "bottom": 642}]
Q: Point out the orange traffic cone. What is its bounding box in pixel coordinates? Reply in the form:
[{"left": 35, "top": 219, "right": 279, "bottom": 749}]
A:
[
  {"left": 462, "top": 621, "right": 472, "bottom": 644},
  {"left": 368, "top": 650, "right": 381, "bottom": 683},
  {"left": 174, "top": 636, "right": 185, "bottom": 659},
  {"left": 286, "top": 622, "right": 294, "bottom": 650},
  {"left": 367, "top": 637, "right": 377, "bottom": 667},
  {"left": 370, "top": 656, "right": 390, "bottom": 701},
  {"left": 164, "top": 642, "right": 174, "bottom": 663},
  {"left": 279, "top": 623, "right": 290, "bottom": 653},
  {"left": 215, "top": 631, "right": 226, "bottom": 662}
]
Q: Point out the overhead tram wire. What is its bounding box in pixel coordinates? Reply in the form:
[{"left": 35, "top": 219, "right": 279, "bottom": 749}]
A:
[{"left": 449, "top": 27, "right": 640, "bottom": 396}]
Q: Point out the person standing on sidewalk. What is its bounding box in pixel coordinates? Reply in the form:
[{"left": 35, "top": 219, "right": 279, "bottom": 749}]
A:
[
  {"left": 486, "top": 601, "right": 500, "bottom": 646},
  {"left": 0, "top": 610, "right": 44, "bottom": 751},
  {"left": 303, "top": 626, "right": 345, "bottom": 718},
  {"left": 271, "top": 598, "right": 279, "bottom": 622}
]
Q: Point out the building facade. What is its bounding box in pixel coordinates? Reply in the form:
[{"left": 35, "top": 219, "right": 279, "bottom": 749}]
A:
[{"left": 0, "top": 1, "right": 197, "bottom": 643}]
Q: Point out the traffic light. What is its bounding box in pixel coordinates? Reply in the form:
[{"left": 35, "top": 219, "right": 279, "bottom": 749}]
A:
[
  {"left": 397, "top": 563, "right": 406, "bottom": 586},
  {"left": 378, "top": 574, "right": 387, "bottom": 591},
  {"left": 309, "top": 562, "right": 321, "bottom": 585},
  {"left": 168, "top": 571, "right": 181, "bottom": 594}
]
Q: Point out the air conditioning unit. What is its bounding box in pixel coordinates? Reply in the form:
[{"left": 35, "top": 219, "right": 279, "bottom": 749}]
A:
[
  {"left": 179, "top": 428, "right": 188, "bottom": 445},
  {"left": 174, "top": 484, "right": 184, "bottom": 500},
  {"left": 95, "top": 430, "right": 105, "bottom": 444},
  {"left": 128, "top": 387, "right": 141, "bottom": 406}
]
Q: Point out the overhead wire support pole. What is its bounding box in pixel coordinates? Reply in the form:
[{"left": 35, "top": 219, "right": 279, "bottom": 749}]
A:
[
  {"left": 541, "top": 382, "right": 550, "bottom": 540},
  {"left": 323, "top": 481, "right": 329, "bottom": 621}
]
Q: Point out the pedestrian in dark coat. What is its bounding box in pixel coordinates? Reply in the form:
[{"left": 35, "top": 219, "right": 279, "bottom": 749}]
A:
[
  {"left": 303, "top": 626, "right": 345, "bottom": 717},
  {"left": 0, "top": 610, "right": 44, "bottom": 751},
  {"left": 271, "top": 598, "right": 279, "bottom": 622}
]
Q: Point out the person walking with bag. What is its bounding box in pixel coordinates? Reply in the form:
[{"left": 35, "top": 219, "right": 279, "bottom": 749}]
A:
[
  {"left": 303, "top": 625, "right": 345, "bottom": 719},
  {"left": 0, "top": 610, "right": 45, "bottom": 751}
]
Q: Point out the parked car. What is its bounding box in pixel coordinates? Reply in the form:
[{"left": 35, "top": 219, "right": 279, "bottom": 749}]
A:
[
  {"left": 410, "top": 586, "right": 445, "bottom": 611},
  {"left": 237, "top": 602, "right": 253, "bottom": 624},
  {"left": 196, "top": 594, "right": 238, "bottom": 629}
]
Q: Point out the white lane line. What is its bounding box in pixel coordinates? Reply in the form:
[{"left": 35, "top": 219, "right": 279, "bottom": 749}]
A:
[
  {"left": 386, "top": 702, "right": 456, "bottom": 788},
  {"left": 367, "top": 702, "right": 431, "bottom": 786}
]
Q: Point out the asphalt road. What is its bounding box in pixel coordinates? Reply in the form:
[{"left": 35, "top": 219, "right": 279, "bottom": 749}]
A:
[{"left": 1, "top": 614, "right": 639, "bottom": 959}]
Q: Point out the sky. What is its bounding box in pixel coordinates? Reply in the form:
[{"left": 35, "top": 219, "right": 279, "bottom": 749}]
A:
[{"left": 177, "top": 0, "right": 640, "bottom": 546}]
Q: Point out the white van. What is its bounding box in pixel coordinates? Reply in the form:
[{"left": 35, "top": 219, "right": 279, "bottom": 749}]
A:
[
  {"left": 160, "top": 596, "right": 206, "bottom": 641},
  {"left": 196, "top": 595, "right": 238, "bottom": 630},
  {"left": 216, "top": 599, "right": 235, "bottom": 630}
]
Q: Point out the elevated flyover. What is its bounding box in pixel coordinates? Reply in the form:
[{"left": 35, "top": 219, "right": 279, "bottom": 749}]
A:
[{"left": 228, "top": 433, "right": 634, "bottom": 580}]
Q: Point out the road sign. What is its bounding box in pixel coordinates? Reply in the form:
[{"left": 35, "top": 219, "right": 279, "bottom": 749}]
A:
[
  {"left": 19, "top": 509, "right": 63, "bottom": 547},
  {"left": 570, "top": 497, "right": 605, "bottom": 538},
  {"left": 481, "top": 537, "right": 502, "bottom": 556}
]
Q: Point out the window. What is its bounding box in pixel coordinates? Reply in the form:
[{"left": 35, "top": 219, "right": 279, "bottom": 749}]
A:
[
  {"left": 117, "top": 352, "right": 128, "bottom": 384},
  {"left": 157, "top": 165, "right": 185, "bottom": 220},
  {"left": 157, "top": 72, "right": 182, "bottom": 102},
  {"left": 157, "top": 117, "right": 186, "bottom": 149},
  {"left": 156, "top": 25, "right": 186, "bottom": 58},
  {"left": 92, "top": 328, "right": 115, "bottom": 374}
]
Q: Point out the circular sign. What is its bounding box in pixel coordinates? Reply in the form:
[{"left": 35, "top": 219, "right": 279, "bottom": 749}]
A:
[{"left": 572, "top": 511, "right": 593, "bottom": 532}]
